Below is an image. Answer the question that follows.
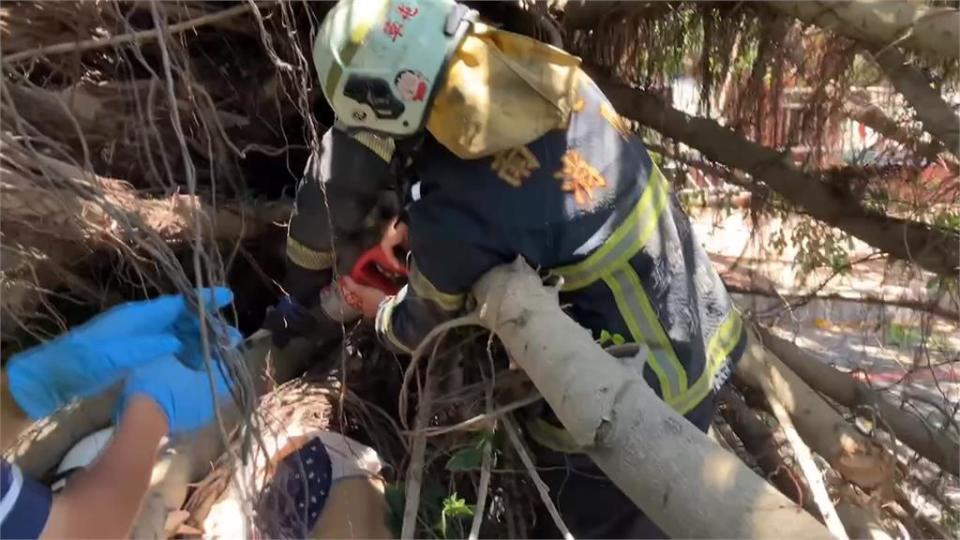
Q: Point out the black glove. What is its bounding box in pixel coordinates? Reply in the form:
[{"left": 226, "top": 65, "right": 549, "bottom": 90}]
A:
[{"left": 263, "top": 296, "right": 318, "bottom": 348}]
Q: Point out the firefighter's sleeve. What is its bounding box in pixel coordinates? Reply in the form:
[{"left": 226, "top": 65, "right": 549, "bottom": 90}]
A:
[
  {"left": 375, "top": 238, "right": 502, "bottom": 354},
  {"left": 285, "top": 128, "right": 395, "bottom": 306}
]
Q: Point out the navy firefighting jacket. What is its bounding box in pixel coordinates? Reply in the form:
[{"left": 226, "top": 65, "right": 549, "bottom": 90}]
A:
[
  {"left": 375, "top": 74, "right": 746, "bottom": 421},
  {"left": 283, "top": 127, "right": 396, "bottom": 306}
]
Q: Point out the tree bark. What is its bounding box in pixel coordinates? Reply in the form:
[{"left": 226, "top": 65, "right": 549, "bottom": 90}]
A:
[
  {"left": 734, "top": 326, "right": 896, "bottom": 492},
  {"left": 473, "top": 259, "right": 829, "bottom": 538},
  {"left": 597, "top": 77, "right": 960, "bottom": 276},
  {"left": 754, "top": 326, "right": 960, "bottom": 476},
  {"left": 867, "top": 47, "right": 960, "bottom": 155},
  {"left": 767, "top": 1, "right": 960, "bottom": 61}
]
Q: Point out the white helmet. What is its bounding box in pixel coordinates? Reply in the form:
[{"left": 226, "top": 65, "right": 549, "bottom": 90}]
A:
[{"left": 313, "top": 0, "right": 475, "bottom": 138}]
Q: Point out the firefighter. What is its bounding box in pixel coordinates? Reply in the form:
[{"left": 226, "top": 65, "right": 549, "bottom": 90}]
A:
[
  {"left": 261, "top": 125, "right": 401, "bottom": 347},
  {"left": 303, "top": 0, "right": 748, "bottom": 536}
]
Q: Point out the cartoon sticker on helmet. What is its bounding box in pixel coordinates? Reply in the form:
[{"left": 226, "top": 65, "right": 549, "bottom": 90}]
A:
[{"left": 394, "top": 70, "right": 428, "bottom": 102}]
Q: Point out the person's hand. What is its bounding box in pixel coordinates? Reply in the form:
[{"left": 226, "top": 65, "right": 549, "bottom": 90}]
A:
[
  {"left": 379, "top": 218, "right": 409, "bottom": 270},
  {"left": 263, "top": 295, "right": 319, "bottom": 348},
  {"left": 339, "top": 277, "right": 387, "bottom": 319},
  {"left": 6, "top": 287, "right": 234, "bottom": 419},
  {"left": 117, "top": 355, "right": 235, "bottom": 435}
]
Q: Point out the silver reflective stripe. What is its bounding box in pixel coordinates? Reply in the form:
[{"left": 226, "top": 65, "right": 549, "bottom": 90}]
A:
[
  {"left": 0, "top": 464, "right": 23, "bottom": 524},
  {"left": 602, "top": 264, "right": 685, "bottom": 401},
  {"left": 554, "top": 167, "right": 668, "bottom": 291}
]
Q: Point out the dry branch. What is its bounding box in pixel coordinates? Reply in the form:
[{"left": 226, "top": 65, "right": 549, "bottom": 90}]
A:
[
  {"left": 767, "top": 395, "right": 849, "bottom": 540},
  {"left": 723, "top": 283, "right": 960, "bottom": 322},
  {"left": 735, "top": 326, "right": 896, "bottom": 492},
  {"left": 473, "top": 259, "right": 829, "bottom": 538},
  {"left": 400, "top": 363, "right": 435, "bottom": 540},
  {"left": 754, "top": 326, "right": 960, "bottom": 476},
  {"left": 598, "top": 77, "right": 960, "bottom": 276},
  {"left": 0, "top": 145, "right": 289, "bottom": 337},
  {"left": 1, "top": 4, "right": 254, "bottom": 64},
  {"left": 502, "top": 415, "right": 573, "bottom": 540}
]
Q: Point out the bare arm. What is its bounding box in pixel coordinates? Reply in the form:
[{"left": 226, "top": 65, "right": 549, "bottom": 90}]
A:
[
  {"left": 1, "top": 374, "right": 32, "bottom": 451},
  {"left": 40, "top": 396, "right": 167, "bottom": 539}
]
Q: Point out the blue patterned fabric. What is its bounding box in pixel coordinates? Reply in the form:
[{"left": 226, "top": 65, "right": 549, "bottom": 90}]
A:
[{"left": 255, "top": 437, "right": 334, "bottom": 538}]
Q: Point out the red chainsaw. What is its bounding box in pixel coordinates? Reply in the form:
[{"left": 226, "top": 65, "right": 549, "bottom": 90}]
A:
[{"left": 348, "top": 244, "right": 408, "bottom": 295}]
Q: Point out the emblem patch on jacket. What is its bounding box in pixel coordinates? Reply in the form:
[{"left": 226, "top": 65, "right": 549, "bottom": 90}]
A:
[
  {"left": 491, "top": 146, "right": 541, "bottom": 187},
  {"left": 572, "top": 93, "right": 585, "bottom": 113},
  {"left": 554, "top": 149, "right": 607, "bottom": 206}
]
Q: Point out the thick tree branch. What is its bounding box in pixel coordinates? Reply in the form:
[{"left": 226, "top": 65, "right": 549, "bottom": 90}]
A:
[
  {"left": 843, "top": 94, "right": 950, "bottom": 163},
  {"left": 867, "top": 47, "right": 960, "bottom": 155},
  {"left": 472, "top": 259, "right": 829, "bottom": 538},
  {"left": 767, "top": 1, "right": 960, "bottom": 61},
  {"left": 597, "top": 78, "right": 960, "bottom": 276},
  {"left": 755, "top": 326, "right": 960, "bottom": 476}
]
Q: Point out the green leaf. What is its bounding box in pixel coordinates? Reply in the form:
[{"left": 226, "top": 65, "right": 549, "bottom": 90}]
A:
[
  {"left": 437, "top": 493, "right": 474, "bottom": 538},
  {"left": 443, "top": 493, "right": 474, "bottom": 518},
  {"left": 446, "top": 445, "right": 484, "bottom": 472},
  {"left": 599, "top": 329, "right": 612, "bottom": 344}
]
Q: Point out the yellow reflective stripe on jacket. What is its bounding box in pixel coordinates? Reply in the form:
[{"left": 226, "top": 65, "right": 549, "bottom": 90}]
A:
[
  {"left": 350, "top": 131, "right": 396, "bottom": 163},
  {"left": 602, "top": 263, "right": 687, "bottom": 401},
  {"left": 552, "top": 165, "right": 668, "bottom": 291},
  {"left": 408, "top": 262, "right": 465, "bottom": 312},
  {"left": 668, "top": 309, "right": 742, "bottom": 415},
  {"left": 376, "top": 292, "right": 414, "bottom": 355},
  {"left": 286, "top": 237, "right": 334, "bottom": 271}
]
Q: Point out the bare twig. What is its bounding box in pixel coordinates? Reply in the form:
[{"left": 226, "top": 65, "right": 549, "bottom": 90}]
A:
[
  {"left": 502, "top": 415, "right": 574, "bottom": 540},
  {"left": 400, "top": 359, "right": 436, "bottom": 539},
  {"left": 768, "top": 396, "right": 848, "bottom": 540},
  {"left": 468, "top": 424, "right": 495, "bottom": 540},
  {"left": 3, "top": 4, "right": 254, "bottom": 65},
  {"left": 414, "top": 393, "right": 542, "bottom": 438},
  {"left": 399, "top": 314, "right": 482, "bottom": 426}
]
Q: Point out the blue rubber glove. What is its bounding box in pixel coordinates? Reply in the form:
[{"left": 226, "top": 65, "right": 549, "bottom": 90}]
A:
[
  {"left": 6, "top": 287, "right": 234, "bottom": 419},
  {"left": 118, "top": 356, "right": 234, "bottom": 435}
]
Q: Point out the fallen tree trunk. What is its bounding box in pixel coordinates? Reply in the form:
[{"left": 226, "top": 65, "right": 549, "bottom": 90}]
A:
[
  {"left": 598, "top": 77, "right": 960, "bottom": 276},
  {"left": 734, "top": 326, "right": 896, "bottom": 492},
  {"left": 472, "top": 259, "right": 829, "bottom": 538},
  {"left": 754, "top": 326, "right": 960, "bottom": 476},
  {"left": 767, "top": 1, "right": 960, "bottom": 61}
]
